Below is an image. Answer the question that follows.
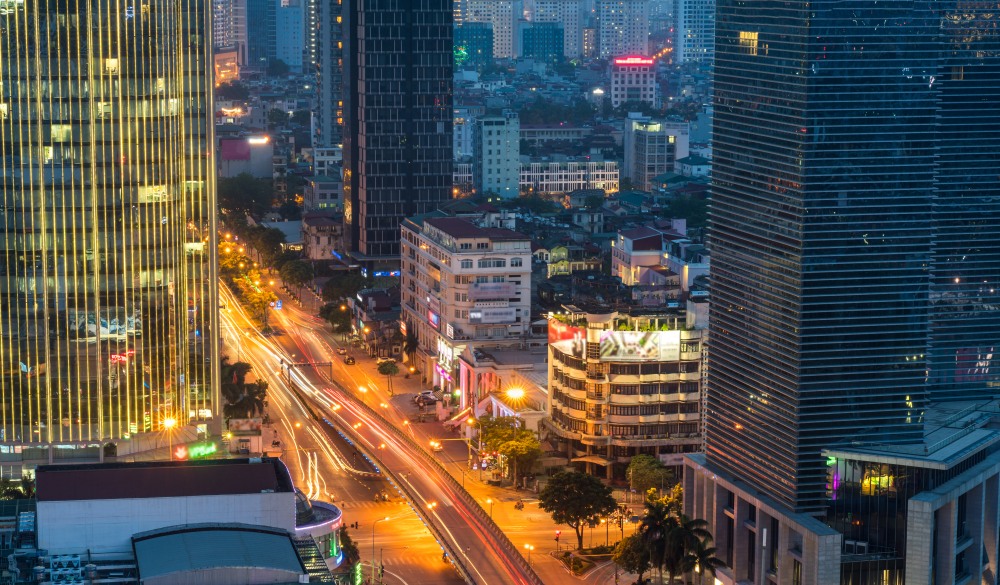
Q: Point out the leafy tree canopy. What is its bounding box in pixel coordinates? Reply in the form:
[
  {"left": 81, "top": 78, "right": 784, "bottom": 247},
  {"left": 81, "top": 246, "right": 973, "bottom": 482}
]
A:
[
  {"left": 216, "top": 82, "right": 250, "bottom": 101},
  {"left": 539, "top": 471, "right": 617, "bottom": 550},
  {"left": 627, "top": 453, "right": 674, "bottom": 494},
  {"left": 218, "top": 173, "right": 274, "bottom": 216}
]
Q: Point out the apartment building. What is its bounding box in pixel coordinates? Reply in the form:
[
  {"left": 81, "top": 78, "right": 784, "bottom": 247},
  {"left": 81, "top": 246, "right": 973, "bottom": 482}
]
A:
[{"left": 401, "top": 216, "right": 532, "bottom": 393}]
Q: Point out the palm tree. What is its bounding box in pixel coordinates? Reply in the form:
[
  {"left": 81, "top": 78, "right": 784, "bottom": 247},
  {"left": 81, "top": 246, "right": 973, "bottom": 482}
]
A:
[
  {"left": 662, "top": 516, "right": 712, "bottom": 583},
  {"left": 402, "top": 326, "right": 418, "bottom": 365},
  {"left": 687, "top": 539, "right": 725, "bottom": 585}
]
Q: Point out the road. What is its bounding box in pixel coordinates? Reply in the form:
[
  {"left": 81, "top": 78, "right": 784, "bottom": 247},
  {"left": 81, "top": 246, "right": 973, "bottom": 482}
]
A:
[
  {"left": 221, "top": 289, "right": 464, "bottom": 585},
  {"left": 220, "top": 283, "right": 542, "bottom": 585}
]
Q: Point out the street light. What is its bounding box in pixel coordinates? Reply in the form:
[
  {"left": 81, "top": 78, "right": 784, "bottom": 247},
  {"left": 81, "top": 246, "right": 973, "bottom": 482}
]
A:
[
  {"left": 359, "top": 386, "right": 368, "bottom": 404},
  {"left": 164, "top": 418, "right": 177, "bottom": 460},
  {"left": 506, "top": 387, "right": 525, "bottom": 400},
  {"left": 523, "top": 544, "right": 534, "bottom": 566},
  {"left": 372, "top": 516, "right": 389, "bottom": 584},
  {"left": 487, "top": 498, "right": 494, "bottom": 520}
]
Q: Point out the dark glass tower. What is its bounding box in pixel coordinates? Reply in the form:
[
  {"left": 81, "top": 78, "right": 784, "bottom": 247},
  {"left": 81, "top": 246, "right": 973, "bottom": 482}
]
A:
[
  {"left": 0, "top": 0, "right": 219, "bottom": 443},
  {"left": 706, "top": 0, "right": 999, "bottom": 517},
  {"left": 342, "top": 0, "right": 454, "bottom": 264}
]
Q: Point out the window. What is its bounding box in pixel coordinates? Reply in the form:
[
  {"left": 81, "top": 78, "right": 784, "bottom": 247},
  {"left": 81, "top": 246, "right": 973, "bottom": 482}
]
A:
[
  {"left": 792, "top": 559, "right": 802, "bottom": 585},
  {"left": 460, "top": 259, "right": 473, "bottom": 269},
  {"left": 475, "top": 276, "right": 488, "bottom": 283},
  {"left": 460, "top": 243, "right": 472, "bottom": 250},
  {"left": 492, "top": 276, "right": 504, "bottom": 283},
  {"left": 511, "top": 257, "right": 523, "bottom": 267},
  {"left": 476, "top": 242, "right": 488, "bottom": 249},
  {"left": 768, "top": 518, "right": 779, "bottom": 572},
  {"left": 477, "top": 258, "right": 506, "bottom": 269}
]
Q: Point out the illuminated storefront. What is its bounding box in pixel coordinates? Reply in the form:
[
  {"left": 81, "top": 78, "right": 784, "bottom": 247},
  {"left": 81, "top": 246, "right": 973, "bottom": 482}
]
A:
[{"left": 0, "top": 0, "right": 219, "bottom": 443}]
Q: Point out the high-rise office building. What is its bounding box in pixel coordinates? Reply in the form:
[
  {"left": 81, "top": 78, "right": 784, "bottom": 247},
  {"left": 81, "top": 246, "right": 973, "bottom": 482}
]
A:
[
  {"left": 684, "top": 0, "right": 1000, "bottom": 583},
  {"left": 213, "top": 0, "right": 248, "bottom": 63},
  {"left": 314, "top": 0, "right": 343, "bottom": 147},
  {"left": 598, "top": 0, "right": 649, "bottom": 58},
  {"left": 342, "top": 0, "right": 454, "bottom": 266},
  {"left": 0, "top": 0, "right": 219, "bottom": 446},
  {"left": 275, "top": 0, "right": 306, "bottom": 72},
  {"left": 454, "top": 22, "right": 495, "bottom": 70},
  {"left": 519, "top": 22, "right": 564, "bottom": 63},
  {"left": 246, "top": 0, "right": 277, "bottom": 67},
  {"left": 674, "top": 0, "right": 713, "bottom": 64}
]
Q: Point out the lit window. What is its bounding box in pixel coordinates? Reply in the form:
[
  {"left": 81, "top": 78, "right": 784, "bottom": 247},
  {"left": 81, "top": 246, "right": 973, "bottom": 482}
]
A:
[{"left": 105, "top": 58, "right": 119, "bottom": 74}]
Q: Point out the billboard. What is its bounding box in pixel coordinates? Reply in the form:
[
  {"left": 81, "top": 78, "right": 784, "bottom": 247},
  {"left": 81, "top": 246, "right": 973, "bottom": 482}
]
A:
[
  {"left": 599, "top": 330, "right": 681, "bottom": 362},
  {"left": 469, "top": 307, "right": 516, "bottom": 324},
  {"left": 548, "top": 319, "right": 585, "bottom": 357},
  {"left": 470, "top": 281, "right": 516, "bottom": 301}
]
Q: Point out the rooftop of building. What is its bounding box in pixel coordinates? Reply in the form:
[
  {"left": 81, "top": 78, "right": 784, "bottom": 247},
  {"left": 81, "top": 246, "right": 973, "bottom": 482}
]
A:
[
  {"left": 132, "top": 524, "right": 306, "bottom": 583},
  {"left": 824, "top": 399, "right": 1000, "bottom": 470},
  {"left": 424, "top": 216, "right": 528, "bottom": 241},
  {"left": 36, "top": 457, "right": 294, "bottom": 502}
]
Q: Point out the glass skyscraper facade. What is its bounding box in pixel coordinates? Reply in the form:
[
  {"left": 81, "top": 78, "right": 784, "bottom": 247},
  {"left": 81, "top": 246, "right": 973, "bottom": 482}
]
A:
[
  {"left": 0, "top": 0, "right": 219, "bottom": 443},
  {"left": 706, "top": 0, "right": 1000, "bottom": 522},
  {"left": 342, "top": 0, "right": 453, "bottom": 264}
]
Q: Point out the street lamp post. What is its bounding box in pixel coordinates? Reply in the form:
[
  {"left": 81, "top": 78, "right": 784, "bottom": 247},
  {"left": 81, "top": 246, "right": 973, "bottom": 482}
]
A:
[
  {"left": 359, "top": 386, "right": 368, "bottom": 404},
  {"left": 164, "top": 418, "right": 177, "bottom": 460},
  {"left": 372, "top": 516, "right": 389, "bottom": 584},
  {"left": 523, "top": 544, "right": 534, "bottom": 566},
  {"left": 487, "top": 498, "right": 494, "bottom": 520}
]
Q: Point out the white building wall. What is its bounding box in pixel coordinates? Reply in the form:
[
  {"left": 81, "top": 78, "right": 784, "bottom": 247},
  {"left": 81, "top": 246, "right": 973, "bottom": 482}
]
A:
[
  {"left": 38, "top": 492, "right": 296, "bottom": 554},
  {"left": 532, "top": 0, "right": 582, "bottom": 58},
  {"left": 466, "top": 0, "right": 522, "bottom": 58},
  {"left": 676, "top": 0, "right": 714, "bottom": 64},
  {"left": 520, "top": 161, "right": 619, "bottom": 194},
  {"left": 610, "top": 58, "right": 657, "bottom": 108},
  {"left": 474, "top": 112, "right": 520, "bottom": 199},
  {"left": 599, "top": 0, "right": 650, "bottom": 58}
]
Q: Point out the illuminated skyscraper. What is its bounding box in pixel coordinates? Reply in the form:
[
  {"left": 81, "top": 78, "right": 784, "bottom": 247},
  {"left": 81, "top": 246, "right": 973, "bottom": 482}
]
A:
[
  {"left": 0, "top": 0, "right": 219, "bottom": 445},
  {"left": 684, "top": 0, "right": 1000, "bottom": 582},
  {"left": 342, "top": 0, "right": 453, "bottom": 266}
]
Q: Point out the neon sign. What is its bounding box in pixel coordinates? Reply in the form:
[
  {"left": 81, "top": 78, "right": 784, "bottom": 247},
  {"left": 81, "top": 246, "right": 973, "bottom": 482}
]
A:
[
  {"left": 614, "top": 56, "right": 653, "bottom": 66},
  {"left": 110, "top": 350, "right": 136, "bottom": 363}
]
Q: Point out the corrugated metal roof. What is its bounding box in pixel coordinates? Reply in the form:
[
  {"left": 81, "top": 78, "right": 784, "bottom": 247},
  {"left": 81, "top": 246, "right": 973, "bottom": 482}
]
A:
[{"left": 133, "top": 524, "right": 305, "bottom": 579}]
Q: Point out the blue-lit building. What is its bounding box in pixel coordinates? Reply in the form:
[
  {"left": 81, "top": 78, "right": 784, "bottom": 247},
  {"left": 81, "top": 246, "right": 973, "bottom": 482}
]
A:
[
  {"left": 454, "top": 22, "right": 494, "bottom": 70},
  {"left": 520, "top": 22, "right": 563, "bottom": 64},
  {"left": 684, "top": 0, "right": 1000, "bottom": 583}
]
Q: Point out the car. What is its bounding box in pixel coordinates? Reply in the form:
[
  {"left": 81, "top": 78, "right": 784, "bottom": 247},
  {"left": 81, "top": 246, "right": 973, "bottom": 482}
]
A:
[
  {"left": 336, "top": 347, "right": 348, "bottom": 355},
  {"left": 413, "top": 390, "right": 436, "bottom": 403},
  {"left": 376, "top": 357, "right": 396, "bottom": 365},
  {"left": 416, "top": 395, "right": 439, "bottom": 406},
  {"left": 429, "top": 440, "right": 444, "bottom": 452},
  {"left": 343, "top": 356, "right": 356, "bottom": 365}
]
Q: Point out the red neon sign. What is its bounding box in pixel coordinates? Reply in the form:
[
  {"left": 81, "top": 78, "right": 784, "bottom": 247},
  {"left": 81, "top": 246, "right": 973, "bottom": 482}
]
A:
[
  {"left": 614, "top": 56, "right": 653, "bottom": 66},
  {"left": 110, "top": 350, "right": 136, "bottom": 363}
]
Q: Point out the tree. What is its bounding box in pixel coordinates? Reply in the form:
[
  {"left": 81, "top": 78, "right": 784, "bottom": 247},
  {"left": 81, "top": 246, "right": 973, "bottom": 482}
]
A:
[
  {"left": 319, "top": 303, "right": 352, "bottom": 336},
  {"left": 638, "top": 489, "right": 715, "bottom": 584},
  {"left": 663, "top": 194, "right": 709, "bottom": 229},
  {"left": 584, "top": 194, "right": 605, "bottom": 210},
  {"left": 249, "top": 227, "right": 287, "bottom": 266},
  {"left": 687, "top": 538, "right": 725, "bottom": 585},
  {"left": 291, "top": 110, "right": 312, "bottom": 127},
  {"left": 539, "top": 471, "right": 617, "bottom": 550},
  {"left": 216, "top": 81, "right": 250, "bottom": 101},
  {"left": 377, "top": 361, "right": 399, "bottom": 396},
  {"left": 338, "top": 525, "right": 360, "bottom": 562},
  {"left": 218, "top": 173, "right": 273, "bottom": 215},
  {"left": 500, "top": 433, "right": 541, "bottom": 487},
  {"left": 268, "top": 108, "right": 289, "bottom": 129},
  {"left": 612, "top": 534, "right": 652, "bottom": 583},
  {"left": 280, "top": 259, "right": 315, "bottom": 295},
  {"left": 322, "top": 271, "right": 370, "bottom": 303},
  {"left": 267, "top": 58, "right": 289, "bottom": 77},
  {"left": 627, "top": 454, "right": 674, "bottom": 494},
  {"left": 402, "top": 326, "right": 419, "bottom": 365}
]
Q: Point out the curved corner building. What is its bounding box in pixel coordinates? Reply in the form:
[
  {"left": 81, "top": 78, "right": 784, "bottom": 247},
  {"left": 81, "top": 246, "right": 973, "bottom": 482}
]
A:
[{"left": 0, "top": 0, "right": 218, "bottom": 444}]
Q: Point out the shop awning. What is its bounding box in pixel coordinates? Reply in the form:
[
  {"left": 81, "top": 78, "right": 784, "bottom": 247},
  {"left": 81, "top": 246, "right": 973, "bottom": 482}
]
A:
[
  {"left": 572, "top": 455, "right": 612, "bottom": 466},
  {"left": 443, "top": 406, "right": 473, "bottom": 428}
]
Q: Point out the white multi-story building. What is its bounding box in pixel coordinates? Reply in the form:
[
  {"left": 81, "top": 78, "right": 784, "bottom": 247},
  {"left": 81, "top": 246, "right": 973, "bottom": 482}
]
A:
[
  {"left": 599, "top": 0, "right": 650, "bottom": 58},
  {"left": 623, "top": 116, "right": 690, "bottom": 190},
  {"left": 611, "top": 226, "right": 664, "bottom": 285},
  {"left": 213, "top": 0, "right": 247, "bottom": 60},
  {"left": 675, "top": 0, "right": 714, "bottom": 64},
  {"left": 401, "top": 215, "right": 533, "bottom": 393},
  {"left": 466, "top": 0, "right": 522, "bottom": 59},
  {"left": 532, "top": 0, "right": 583, "bottom": 58},
  {"left": 454, "top": 107, "right": 476, "bottom": 159},
  {"left": 546, "top": 302, "right": 708, "bottom": 480},
  {"left": 520, "top": 159, "right": 619, "bottom": 195},
  {"left": 474, "top": 111, "right": 520, "bottom": 199},
  {"left": 610, "top": 56, "right": 658, "bottom": 108}
]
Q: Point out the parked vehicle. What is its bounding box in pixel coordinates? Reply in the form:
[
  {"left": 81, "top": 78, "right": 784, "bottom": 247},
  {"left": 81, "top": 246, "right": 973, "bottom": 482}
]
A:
[
  {"left": 376, "top": 357, "right": 396, "bottom": 365},
  {"left": 336, "top": 347, "right": 348, "bottom": 355},
  {"left": 344, "top": 356, "right": 356, "bottom": 365},
  {"left": 413, "top": 390, "right": 436, "bottom": 403},
  {"left": 416, "top": 395, "right": 439, "bottom": 406}
]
